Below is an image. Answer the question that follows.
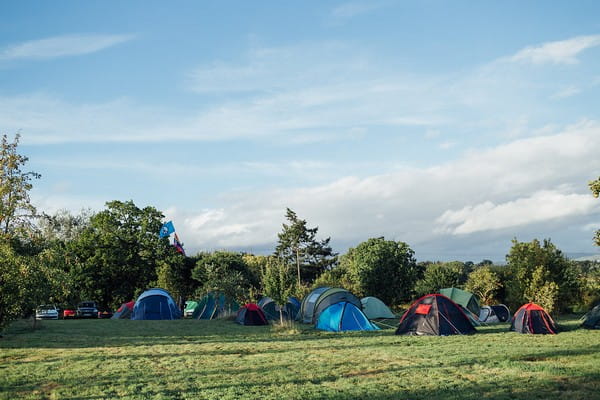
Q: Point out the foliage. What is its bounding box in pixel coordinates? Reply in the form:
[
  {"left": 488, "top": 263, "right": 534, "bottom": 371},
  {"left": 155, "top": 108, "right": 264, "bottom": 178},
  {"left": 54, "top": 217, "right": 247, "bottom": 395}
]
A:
[
  {"left": 66, "top": 200, "right": 175, "bottom": 310},
  {"left": 573, "top": 261, "right": 600, "bottom": 310},
  {"left": 192, "top": 251, "right": 259, "bottom": 304},
  {"left": 0, "top": 243, "right": 26, "bottom": 331},
  {"left": 0, "top": 133, "right": 41, "bottom": 237},
  {"left": 37, "top": 209, "right": 92, "bottom": 243},
  {"left": 414, "top": 261, "right": 467, "bottom": 297},
  {"left": 274, "top": 208, "right": 337, "bottom": 285},
  {"left": 523, "top": 266, "right": 560, "bottom": 313},
  {"left": 312, "top": 263, "right": 355, "bottom": 292},
  {"left": 465, "top": 266, "right": 502, "bottom": 305},
  {"left": 339, "top": 237, "right": 418, "bottom": 305},
  {"left": 590, "top": 176, "right": 600, "bottom": 246},
  {"left": 505, "top": 238, "right": 580, "bottom": 313},
  {"left": 260, "top": 258, "right": 295, "bottom": 324}
]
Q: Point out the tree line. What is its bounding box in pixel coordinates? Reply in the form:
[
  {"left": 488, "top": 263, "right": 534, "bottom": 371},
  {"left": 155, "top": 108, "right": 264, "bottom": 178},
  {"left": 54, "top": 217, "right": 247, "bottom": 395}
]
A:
[{"left": 1, "top": 132, "right": 599, "bottom": 331}]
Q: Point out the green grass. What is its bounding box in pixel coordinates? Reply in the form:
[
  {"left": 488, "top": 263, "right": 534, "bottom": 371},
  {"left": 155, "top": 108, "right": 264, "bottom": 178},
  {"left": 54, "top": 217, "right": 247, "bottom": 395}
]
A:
[{"left": 0, "top": 316, "right": 599, "bottom": 400}]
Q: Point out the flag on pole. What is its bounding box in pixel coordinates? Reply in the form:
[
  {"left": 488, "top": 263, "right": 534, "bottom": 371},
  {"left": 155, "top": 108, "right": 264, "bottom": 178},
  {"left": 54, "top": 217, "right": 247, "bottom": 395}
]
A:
[
  {"left": 173, "top": 233, "right": 186, "bottom": 256},
  {"left": 159, "top": 221, "right": 175, "bottom": 238}
]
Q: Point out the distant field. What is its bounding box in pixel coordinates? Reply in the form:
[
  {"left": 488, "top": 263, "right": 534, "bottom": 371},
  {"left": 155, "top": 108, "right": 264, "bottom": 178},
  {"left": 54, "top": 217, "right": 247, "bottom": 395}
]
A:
[{"left": 0, "top": 317, "right": 599, "bottom": 400}]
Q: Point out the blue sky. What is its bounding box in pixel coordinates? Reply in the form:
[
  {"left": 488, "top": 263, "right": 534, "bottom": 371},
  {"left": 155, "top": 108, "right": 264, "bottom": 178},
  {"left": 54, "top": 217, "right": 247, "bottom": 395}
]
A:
[{"left": 1, "top": 1, "right": 599, "bottom": 261}]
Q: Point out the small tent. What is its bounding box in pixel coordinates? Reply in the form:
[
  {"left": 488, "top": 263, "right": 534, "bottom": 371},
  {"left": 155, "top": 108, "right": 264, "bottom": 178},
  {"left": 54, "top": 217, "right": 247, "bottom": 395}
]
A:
[
  {"left": 396, "top": 294, "right": 476, "bottom": 336},
  {"left": 478, "top": 304, "right": 510, "bottom": 323},
  {"left": 194, "top": 292, "right": 240, "bottom": 320},
  {"left": 258, "top": 296, "right": 300, "bottom": 321},
  {"left": 316, "top": 301, "right": 379, "bottom": 332},
  {"left": 111, "top": 301, "right": 134, "bottom": 319},
  {"left": 299, "top": 287, "right": 361, "bottom": 324},
  {"left": 510, "top": 303, "right": 557, "bottom": 334},
  {"left": 131, "top": 288, "right": 181, "bottom": 320},
  {"left": 235, "top": 303, "right": 268, "bottom": 326},
  {"left": 582, "top": 303, "right": 600, "bottom": 329},
  {"left": 439, "top": 288, "right": 481, "bottom": 323},
  {"left": 360, "top": 297, "right": 395, "bottom": 319}
]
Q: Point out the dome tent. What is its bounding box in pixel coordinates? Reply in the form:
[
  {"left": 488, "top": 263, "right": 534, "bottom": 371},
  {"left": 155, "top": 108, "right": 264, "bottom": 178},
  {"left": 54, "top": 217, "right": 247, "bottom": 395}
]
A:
[
  {"left": 111, "top": 301, "right": 134, "bottom": 319},
  {"left": 582, "top": 303, "right": 600, "bottom": 329},
  {"left": 478, "top": 304, "right": 510, "bottom": 323},
  {"left": 510, "top": 303, "right": 557, "bottom": 334},
  {"left": 316, "top": 301, "right": 379, "bottom": 332},
  {"left": 235, "top": 303, "right": 268, "bottom": 326},
  {"left": 299, "top": 287, "right": 361, "bottom": 324},
  {"left": 396, "top": 294, "right": 476, "bottom": 336},
  {"left": 193, "top": 292, "right": 239, "bottom": 320},
  {"left": 131, "top": 288, "right": 181, "bottom": 320},
  {"left": 258, "top": 296, "right": 300, "bottom": 321},
  {"left": 360, "top": 296, "right": 395, "bottom": 319}
]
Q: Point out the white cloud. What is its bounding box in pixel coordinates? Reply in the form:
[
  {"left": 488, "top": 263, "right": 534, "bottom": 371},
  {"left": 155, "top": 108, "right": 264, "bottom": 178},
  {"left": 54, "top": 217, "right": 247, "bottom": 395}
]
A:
[
  {"left": 436, "top": 191, "right": 597, "bottom": 235},
  {"left": 161, "top": 122, "right": 600, "bottom": 253},
  {"left": 508, "top": 34, "right": 600, "bottom": 65},
  {"left": 0, "top": 34, "right": 135, "bottom": 61},
  {"left": 551, "top": 86, "right": 581, "bottom": 99}
]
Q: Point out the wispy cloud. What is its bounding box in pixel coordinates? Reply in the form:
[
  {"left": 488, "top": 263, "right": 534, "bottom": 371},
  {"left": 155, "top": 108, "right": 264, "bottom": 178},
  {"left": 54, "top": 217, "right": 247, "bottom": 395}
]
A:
[
  {"left": 508, "top": 34, "right": 600, "bottom": 65},
  {"left": 0, "top": 33, "right": 135, "bottom": 61}
]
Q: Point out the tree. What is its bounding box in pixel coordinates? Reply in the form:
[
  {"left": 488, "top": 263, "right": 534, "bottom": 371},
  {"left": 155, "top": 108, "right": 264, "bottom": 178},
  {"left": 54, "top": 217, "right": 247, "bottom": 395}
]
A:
[
  {"left": 192, "top": 251, "right": 259, "bottom": 304},
  {"left": 0, "top": 133, "right": 41, "bottom": 237},
  {"left": 339, "top": 237, "right": 418, "bottom": 305},
  {"left": 274, "top": 208, "right": 337, "bottom": 286},
  {"left": 590, "top": 177, "right": 600, "bottom": 246},
  {"left": 67, "top": 200, "right": 174, "bottom": 310},
  {"left": 261, "top": 258, "right": 294, "bottom": 325},
  {"left": 505, "top": 238, "right": 579, "bottom": 313},
  {"left": 465, "top": 266, "right": 502, "bottom": 305},
  {"left": 414, "top": 261, "right": 466, "bottom": 297}
]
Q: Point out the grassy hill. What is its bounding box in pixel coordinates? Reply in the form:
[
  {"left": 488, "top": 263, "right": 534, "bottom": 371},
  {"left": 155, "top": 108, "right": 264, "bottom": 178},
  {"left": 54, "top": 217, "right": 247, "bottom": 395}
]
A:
[{"left": 1, "top": 317, "right": 599, "bottom": 400}]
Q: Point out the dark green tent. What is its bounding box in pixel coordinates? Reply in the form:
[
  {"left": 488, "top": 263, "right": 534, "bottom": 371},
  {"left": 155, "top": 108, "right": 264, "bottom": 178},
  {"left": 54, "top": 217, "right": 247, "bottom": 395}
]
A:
[
  {"left": 258, "top": 296, "right": 300, "bottom": 321},
  {"left": 582, "top": 303, "right": 600, "bottom": 329},
  {"left": 194, "top": 292, "right": 239, "bottom": 320},
  {"left": 439, "top": 288, "right": 480, "bottom": 324}
]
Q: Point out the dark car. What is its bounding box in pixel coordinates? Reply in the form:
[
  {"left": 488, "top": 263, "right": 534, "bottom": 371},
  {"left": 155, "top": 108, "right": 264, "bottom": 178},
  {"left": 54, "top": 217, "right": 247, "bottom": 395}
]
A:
[{"left": 76, "top": 301, "right": 99, "bottom": 318}]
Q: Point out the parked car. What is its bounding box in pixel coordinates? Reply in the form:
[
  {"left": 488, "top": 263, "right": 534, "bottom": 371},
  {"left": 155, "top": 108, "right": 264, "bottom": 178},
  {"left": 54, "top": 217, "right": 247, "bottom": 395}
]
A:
[
  {"left": 35, "top": 305, "right": 59, "bottom": 320},
  {"left": 76, "top": 301, "right": 99, "bottom": 318},
  {"left": 63, "top": 309, "right": 76, "bottom": 319}
]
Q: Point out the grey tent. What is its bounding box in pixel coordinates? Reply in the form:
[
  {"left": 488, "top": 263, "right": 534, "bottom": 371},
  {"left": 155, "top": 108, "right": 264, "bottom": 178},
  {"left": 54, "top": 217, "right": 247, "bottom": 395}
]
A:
[
  {"left": 299, "top": 287, "right": 361, "bottom": 324},
  {"left": 360, "top": 297, "right": 395, "bottom": 319},
  {"left": 582, "top": 303, "right": 600, "bottom": 329}
]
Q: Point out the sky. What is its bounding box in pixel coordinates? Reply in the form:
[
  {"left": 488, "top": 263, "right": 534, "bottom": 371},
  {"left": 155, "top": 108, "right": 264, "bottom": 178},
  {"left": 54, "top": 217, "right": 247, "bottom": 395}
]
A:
[{"left": 1, "top": 1, "right": 599, "bottom": 262}]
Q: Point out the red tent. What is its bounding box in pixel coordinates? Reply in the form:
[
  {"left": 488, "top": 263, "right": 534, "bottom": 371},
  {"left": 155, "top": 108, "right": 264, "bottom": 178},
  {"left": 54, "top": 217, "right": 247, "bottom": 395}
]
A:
[{"left": 510, "top": 303, "right": 557, "bottom": 334}]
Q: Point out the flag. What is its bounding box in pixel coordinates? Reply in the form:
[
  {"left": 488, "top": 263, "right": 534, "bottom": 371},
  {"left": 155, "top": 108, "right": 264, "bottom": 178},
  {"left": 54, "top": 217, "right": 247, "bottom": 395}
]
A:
[
  {"left": 173, "top": 233, "right": 186, "bottom": 256},
  {"left": 159, "top": 221, "right": 175, "bottom": 238}
]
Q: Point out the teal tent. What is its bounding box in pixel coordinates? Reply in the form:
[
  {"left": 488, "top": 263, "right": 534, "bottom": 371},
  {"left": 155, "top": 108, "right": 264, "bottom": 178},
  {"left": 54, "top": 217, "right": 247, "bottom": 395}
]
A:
[
  {"left": 439, "top": 287, "right": 480, "bottom": 324},
  {"left": 316, "top": 301, "right": 379, "bottom": 332},
  {"left": 195, "top": 292, "right": 239, "bottom": 320},
  {"left": 582, "top": 303, "right": 600, "bottom": 329},
  {"left": 258, "top": 297, "right": 300, "bottom": 321}
]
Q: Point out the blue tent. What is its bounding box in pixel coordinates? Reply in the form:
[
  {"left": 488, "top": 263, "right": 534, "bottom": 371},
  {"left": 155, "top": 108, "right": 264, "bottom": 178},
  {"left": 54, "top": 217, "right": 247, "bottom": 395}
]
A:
[
  {"left": 316, "top": 301, "right": 379, "bottom": 332},
  {"left": 131, "top": 288, "right": 182, "bottom": 320}
]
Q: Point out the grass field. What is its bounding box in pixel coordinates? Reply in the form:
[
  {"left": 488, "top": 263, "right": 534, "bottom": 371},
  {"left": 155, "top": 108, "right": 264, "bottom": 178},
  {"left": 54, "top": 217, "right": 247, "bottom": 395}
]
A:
[{"left": 0, "top": 316, "right": 599, "bottom": 400}]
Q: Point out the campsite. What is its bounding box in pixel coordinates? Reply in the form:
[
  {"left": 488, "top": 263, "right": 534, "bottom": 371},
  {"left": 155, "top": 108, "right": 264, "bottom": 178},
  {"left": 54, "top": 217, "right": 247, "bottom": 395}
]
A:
[{"left": 1, "top": 315, "right": 598, "bottom": 400}]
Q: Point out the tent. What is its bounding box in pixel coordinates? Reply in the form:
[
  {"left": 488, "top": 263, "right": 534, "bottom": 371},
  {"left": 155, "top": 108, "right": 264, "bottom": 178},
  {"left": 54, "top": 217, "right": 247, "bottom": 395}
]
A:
[
  {"left": 316, "top": 301, "right": 379, "bottom": 332},
  {"left": 582, "top": 303, "right": 600, "bottom": 329},
  {"left": 360, "top": 297, "right": 395, "bottom": 319},
  {"left": 194, "top": 292, "right": 240, "bottom": 320},
  {"left": 510, "top": 303, "right": 557, "bottom": 334},
  {"left": 131, "top": 288, "right": 182, "bottom": 320},
  {"left": 111, "top": 301, "right": 134, "bottom": 319},
  {"left": 235, "top": 303, "right": 268, "bottom": 326},
  {"left": 299, "top": 287, "right": 361, "bottom": 324},
  {"left": 396, "top": 294, "right": 476, "bottom": 336},
  {"left": 258, "top": 296, "right": 300, "bottom": 321},
  {"left": 439, "top": 288, "right": 481, "bottom": 323},
  {"left": 478, "top": 304, "right": 510, "bottom": 323}
]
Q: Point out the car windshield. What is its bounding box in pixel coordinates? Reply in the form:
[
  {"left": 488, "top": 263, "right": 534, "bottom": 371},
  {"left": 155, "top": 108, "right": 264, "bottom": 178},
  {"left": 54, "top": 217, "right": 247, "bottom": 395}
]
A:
[
  {"left": 39, "top": 305, "right": 55, "bottom": 310},
  {"left": 78, "top": 302, "right": 96, "bottom": 308}
]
